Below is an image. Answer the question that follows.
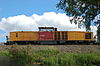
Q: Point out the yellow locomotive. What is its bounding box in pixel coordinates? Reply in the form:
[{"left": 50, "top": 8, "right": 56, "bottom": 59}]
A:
[{"left": 6, "top": 27, "right": 95, "bottom": 45}]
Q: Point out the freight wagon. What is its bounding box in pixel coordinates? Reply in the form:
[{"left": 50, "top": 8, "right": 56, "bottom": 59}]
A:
[{"left": 6, "top": 27, "right": 95, "bottom": 45}]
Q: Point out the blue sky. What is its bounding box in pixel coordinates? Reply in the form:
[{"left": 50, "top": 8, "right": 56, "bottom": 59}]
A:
[
  {"left": 0, "top": 0, "right": 63, "bottom": 18},
  {"left": 0, "top": 0, "right": 64, "bottom": 42}
]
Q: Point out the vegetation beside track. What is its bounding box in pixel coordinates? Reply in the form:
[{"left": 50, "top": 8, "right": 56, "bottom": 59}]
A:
[{"left": 0, "top": 45, "right": 100, "bottom": 66}]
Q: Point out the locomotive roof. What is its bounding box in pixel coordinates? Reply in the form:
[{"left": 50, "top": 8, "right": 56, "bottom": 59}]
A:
[
  {"left": 38, "top": 27, "right": 56, "bottom": 29},
  {"left": 10, "top": 31, "right": 93, "bottom": 33}
]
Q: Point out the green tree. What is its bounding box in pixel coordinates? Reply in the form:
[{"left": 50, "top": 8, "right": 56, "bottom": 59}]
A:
[
  {"left": 57, "top": 0, "right": 100, "bottom": 32},
  {"left": 57, "top": 0, "right": 100, "bottom": 43}
]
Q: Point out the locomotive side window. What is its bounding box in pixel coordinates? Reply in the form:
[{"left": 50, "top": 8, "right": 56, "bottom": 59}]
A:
[
  {"left": 85, "top": 33, "right": 91, "bottom": 39},
  {"left": 16, "top": 33, "right": 18, "bottom": 37}
]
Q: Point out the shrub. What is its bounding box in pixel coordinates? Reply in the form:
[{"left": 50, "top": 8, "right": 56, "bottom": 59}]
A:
[{"left": 0, "top": 45, "right": 100, "bottom": 66}]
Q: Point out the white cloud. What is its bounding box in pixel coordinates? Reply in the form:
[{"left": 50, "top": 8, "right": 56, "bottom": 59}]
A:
[
  {"left": 0, "top": 33, "right": 7, "bottom": 38},
  {"left": 0, "top": 12, "right": 86, "bottom": 32},
  {"left": 91, "top": 26, "right": 97, "bottom": 36},
  {"left": 0, "top": 12, "right": 97, "bottom": 38}
]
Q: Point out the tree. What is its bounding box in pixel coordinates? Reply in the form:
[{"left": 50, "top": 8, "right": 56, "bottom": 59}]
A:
[
  {"left": 57, "top": 0, "right": 100, "bottom": 43},
  {"left": 57, "top": 0, "right": 100, "bottom": 32},
  {"left": 96, "top": 20, "right": 100, "bottom": 43}
]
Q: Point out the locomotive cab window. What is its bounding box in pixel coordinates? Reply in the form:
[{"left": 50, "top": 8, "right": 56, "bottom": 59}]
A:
[{"left": 85, "top": 33, "right": 91, "bottom": 39}]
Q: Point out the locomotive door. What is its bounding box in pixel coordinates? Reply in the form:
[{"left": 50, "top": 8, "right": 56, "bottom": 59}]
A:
[
  {"left": 54, "top": 31, "right": 68, "bottom": 40},
  {"left": 54, "top": 32, "right": 60, "bottom": 40},
  {"left": 62, "top": 32, "right": 68, "bottom": 40}
]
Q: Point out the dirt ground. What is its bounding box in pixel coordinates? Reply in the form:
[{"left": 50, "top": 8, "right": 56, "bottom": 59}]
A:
[{"left": 0, "top": 45, "right": 100, "bottom": 53}]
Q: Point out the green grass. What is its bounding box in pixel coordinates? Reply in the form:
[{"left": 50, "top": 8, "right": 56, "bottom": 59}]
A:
[
  {"left": 0, "top": 50, "right": 10, "bottom": 56},
  {"left": 0, "top": 45, "right": 100, "bottom": 66}
]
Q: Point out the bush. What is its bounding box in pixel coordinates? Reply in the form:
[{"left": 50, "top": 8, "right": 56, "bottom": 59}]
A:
[
  {"left": 74, "top": 53, "right": 100, "bottom": 66},
  {"left": 0, "top": 45, "right": 100, "bottom": 66},
  {"left": 8, "top": 45, "right": 60, "bottom": 66},
  {"left": 0, "top": 50, "right": 10, "bottom": 56}
]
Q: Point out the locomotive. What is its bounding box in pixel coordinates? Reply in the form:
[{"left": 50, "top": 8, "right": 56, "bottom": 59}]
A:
[{"left": 6, "top": 27, "right": 95, "bottom": 45}]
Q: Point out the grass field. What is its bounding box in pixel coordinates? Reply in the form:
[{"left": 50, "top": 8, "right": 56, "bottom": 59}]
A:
[{"left": 0, "top": 45, "right": 100, "bottom": 66}]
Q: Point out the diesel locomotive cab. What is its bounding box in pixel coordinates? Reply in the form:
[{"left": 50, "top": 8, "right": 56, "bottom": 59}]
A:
[{"left": 38, "top": 27, "right": 57, "bottom": 44}]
